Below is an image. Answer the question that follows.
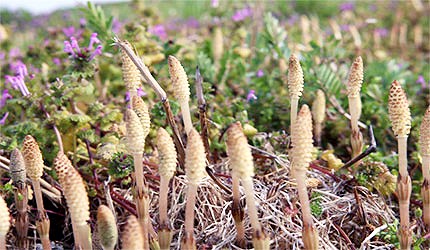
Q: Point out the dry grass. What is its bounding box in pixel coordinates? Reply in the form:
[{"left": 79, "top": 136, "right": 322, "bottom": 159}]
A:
[{"left": 106, "top": 157, "right": 398, "bottom": 249}]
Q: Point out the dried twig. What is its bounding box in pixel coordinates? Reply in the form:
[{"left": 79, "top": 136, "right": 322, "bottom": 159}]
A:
[{"left": 195, "top": 67, "right": 211, "bottom": 162}]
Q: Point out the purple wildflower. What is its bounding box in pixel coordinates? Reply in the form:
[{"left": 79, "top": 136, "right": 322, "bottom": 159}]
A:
[
  {"left": 211, "top": 0, "right": 219, "bottom": 8},
  {"left": 9, "top": 48, "right": 21, "bottom": 59},
  {"left": 232, "top": 7, "right": 252, "bottom": 22},
  {"left": 63, "top": 26, "right": 75, "bottom": 37},
  {"left": 149, "top": 24, "right": 168, "bottom": 40},
  {"left": 339, "top": 2, "right": 355, "bottom": 12},
  {"left": 256, "top": 69, "right": 264, "bottom": 78},
  {"left": 88, "top": 45, "right": 103, "bottom": 61},
  {"left": 112, "top": 19, "right": 122, "bottom": 34},
  {"left": 0, "top": 112, "right": 9, "bottom": 125},
  {"left": 417, "top": 75, "right": 428, "bottom": 89},
  {"left": 5, "top": 75, "right": 30, "bottom": 97},
  {"left": 0, "top": 52, "right": 5, "bottom": 60},
  {"left": 137, "top": 87, "right": 147, "bottom": 97},
  {"left": 11, "top": 61, "right": 28, "bottom": 77},
  {"left": 80, "top": 18, "right": 87, "bottom": 27},
  {"left": 64, "top": 41, "right": 76, "bottom": 57},
  {"left": 374, "top": 28, "right": 388, "bottom": 37},
  {"left": 70, "top": 37, "right": 81, "bottom": 54},
  {"left": 287, "top": 14, "right": 299, "bottom": 26},
  {"left": 53, "top": 58, "right": 61, "bottom": 66},
  {"left": 1, "top": 90, "right": 12, "bottom": 108},
  {"left": 88, "top": 33, "right": 101, "bottom": 50},
  {"left": 340, "top": 24, "right": 350, "bottom": 31},
  {"left": 125, "top": 87, "right": 146, "bottom": 102},
  {"left": 186, "top": 18, "right": 200, "bottom": 29},
  {"left": 246, "top": 90, "right": 257, "bottom": 102}
]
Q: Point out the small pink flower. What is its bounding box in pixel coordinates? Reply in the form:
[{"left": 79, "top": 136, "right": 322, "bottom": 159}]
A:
[
  {"left": 246, "top": 90, "right": 257, "bottom": 102},
  {"left": 0, "top": 112, "right": 9, "bottom": 125},
  {"left": 256, "top": 69, "right": 264, "bottom": 78}
]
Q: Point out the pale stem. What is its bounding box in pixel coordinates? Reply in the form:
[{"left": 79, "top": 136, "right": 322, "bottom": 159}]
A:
[
  {"left": 290, "top": 97, "right": 299, "bottom": 132},
  {"left": 348, "top": 96, "right": 361, "bottom": 133},
  {"left": 295, "top": 171, "right": 313, "bottom": 226},
  {"left": 32, "top": 179, "right": 45, "bottom": 214},
  {"left": 133, "top": 153, "right": 149, "bottom": 249},
  {"left": 159, "top": 176, "right": 170, "bottom": 225},
  {"left": 232, "top": 175, "right": 245, "bottom": 243},
  {"left": 184, "top": 183, "right": 198, "bottom": 236},
  {"left": 0, "top": 235, "right": 6, "bottom": 250},
  {"left": 241, "top": 178, "right": 262, "bottom": 233},
  {"left": 134, "top": 153, "right": 144, "bottom": 195},
  {"left": 397, "top": 136, "right": 408, "bottom": 178},
  {"left": 76, "top": 224, "right": 92, "bottom": 250},
  {"left": 422, "top": 156, "right": 430, "bottom": 181},
  {"left": 180, "top": 101, "right": 193, "bottom": 135},
  {"left": 423, "top": 184, "right": 430, "bottom": 227},
  {"left": 41, "top": 235, "right": 51, "bottom": 250}
]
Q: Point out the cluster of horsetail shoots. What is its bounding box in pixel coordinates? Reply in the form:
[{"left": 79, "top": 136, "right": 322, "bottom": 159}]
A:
[
  {"left": 97, "top": 205, "right": 118, "bottom": 250},
  {"left": 311, "top": 89, "right": 326, "bottom": 146},
  {"left": 388, "top": 80, "right": 412, "bottom": 249},
  {"left": 291, "top": 105, "right": 319, "bottom": 249},
  {"left": 121, "top": 215, "right": 144, "bottom": 250},
  {"left": 226, "top": 122, "right": 270, "bottom": 249},
  {"left": 182, "top": 128, "right": 207, "bottom": 249},
  {"left": 54, "top": 152, "right": 92, "bottom": 250},
  {"left": 9, "top": 149, "right": 29, "bottom": 249},
  {"left": 0, "top": 195, "right": 10, "bottom": 249},
  {"left": 156, "top": 127, "right": 177, "bottom": 249},
  {"left": 287, "top": 54, "right": 304, "bottom": 132},
  {"left": 347, "top": 56, "right": 364, "bottom": 166},
  {"left": 21, "top": 135, "right": 51, "bottom": 250},
  {"left": 419, "top": 107, "right": 430, "bottom": 229},
  {"left": 168, "top": 55, "right": 193, "bottom": 134}
]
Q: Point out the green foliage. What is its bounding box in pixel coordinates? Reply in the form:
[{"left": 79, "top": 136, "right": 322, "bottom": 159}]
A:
[
  {"left": 310, "top": 192, "right": 323, "bottom": 218},
  {"left": 82, "top": 2, "right": 113, "bottom": 42},
  {"left": 108, "top": 152, "right": 134, "bottom": 179}
]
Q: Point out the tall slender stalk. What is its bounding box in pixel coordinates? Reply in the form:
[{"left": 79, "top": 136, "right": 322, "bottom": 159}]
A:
[
  {"left": 168, "top": 55, "right": 193, "bottom": 134},
  {"left": 311, "top": 90, "right": 326, "bottom": 146},
  {"left": 156, "top": 127, "right": 177, "bottom": 249},
  {"left": 0, "top": 195, "right": 10, "bottom": 250},
  {"left": 388, "top": 80, "right": 412, "bottom": 249},
  {"left": 21, "top": 135, "right": 51, "bottom": 250},
  {"left": 287, "top": 54, "right": 304, "bottom": 133},
  {"left": 231, "top": 175, "right": 245, "bottom": 248},
  {"left": 419, "top": 107, "right": 430, "bottom": 228},
  {"left": 291, "top": 105, "right": 319, "bottom": 249},
  {"left": 182, "top": 129, "right": 207, "bottom": 250},
  {"left": 347, "top": 56, "right": 364, "bottom": 169},
  {"left": 10, "top": 149, "right": 29, "bottom": 249},
  {"left": 195, "top": 67, "right": 211, "bottom": 162},
  {"left": 54, "top": 152, "right": 92, "bottom": 250},
  {"left": 125, "top": 109, "right": 149, "bottom": 249},
  {"left": 226, "top": 122, "right": 270, "bottom": 249}
]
